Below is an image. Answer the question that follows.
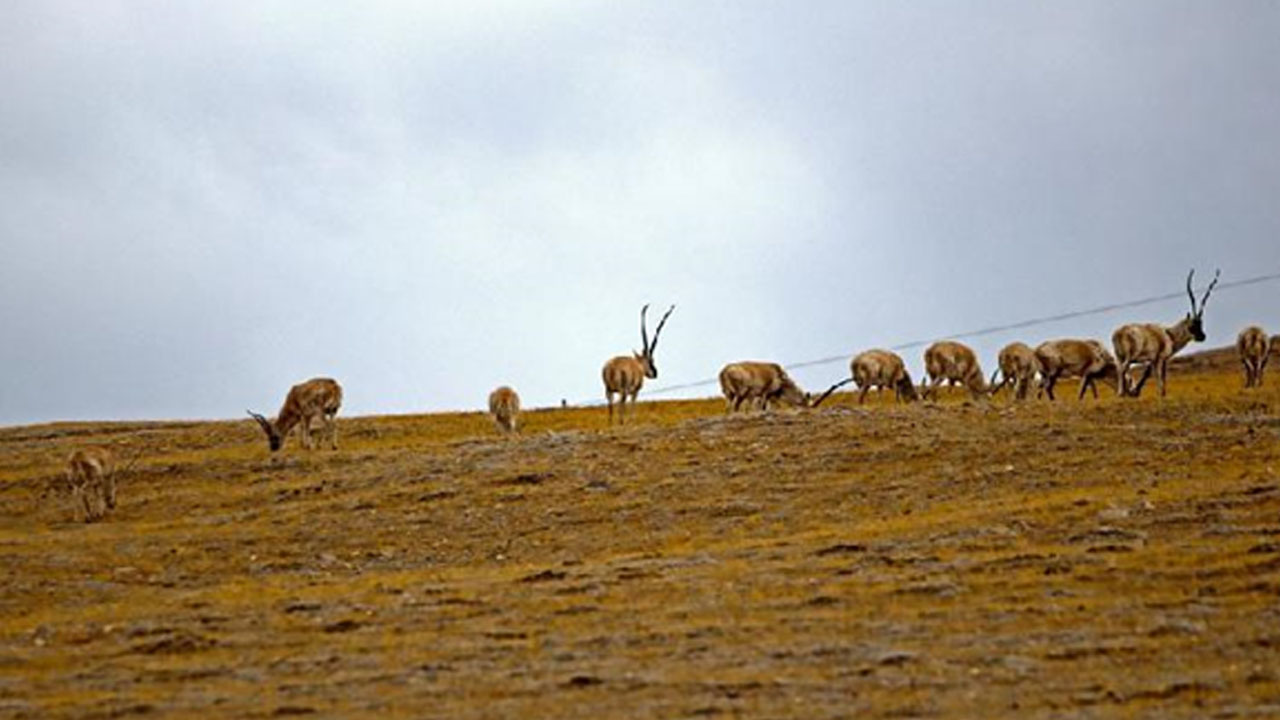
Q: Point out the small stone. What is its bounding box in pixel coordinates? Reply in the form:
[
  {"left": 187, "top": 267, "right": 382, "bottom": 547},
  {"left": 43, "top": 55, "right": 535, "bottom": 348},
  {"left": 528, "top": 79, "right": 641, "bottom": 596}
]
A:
[{"left": 1097, "top": 506, "right": 1130, "bottom": 522}]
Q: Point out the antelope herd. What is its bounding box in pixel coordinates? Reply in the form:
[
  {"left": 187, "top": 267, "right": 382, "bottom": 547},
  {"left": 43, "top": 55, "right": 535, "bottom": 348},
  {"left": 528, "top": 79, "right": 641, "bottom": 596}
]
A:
[{"left": 51, "top": 270, "right": 1277, "bottom": 523}]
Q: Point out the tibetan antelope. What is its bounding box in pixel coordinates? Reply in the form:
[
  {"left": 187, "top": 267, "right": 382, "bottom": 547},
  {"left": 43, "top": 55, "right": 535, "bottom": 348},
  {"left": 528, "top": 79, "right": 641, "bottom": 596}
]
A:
[
  {"left": 1113, "top": 269, "right": 1219, "bottom": 397},
  {"left": 488, "top": 386, "right": 521, "bottom": 433},
  {"left": 921, "top": 341, "right": 988, "bottom": 400},
  {"left": 1237, "top": 326, "right": 1270, "bottom": 388},
  {"left": 602, "top": 304, "right": 674, "bottom": 425},
  {"left": 1035, "top": 339, "right": 1119, "bottom": 401},
  {"left": 719, "top": 361, "right": 810, "bottom": 412},
  {"left": 989, "top": 342, "right": 1042, "bottom": 401},
  {"left": 850, "top": 349, "right": 917, "bottom": 404},
  {"left": 66, "top": 448, "right": 119, "bottom": 522},
  {"left": 248, "top": 377, "right": 343, "bottom": 452}
]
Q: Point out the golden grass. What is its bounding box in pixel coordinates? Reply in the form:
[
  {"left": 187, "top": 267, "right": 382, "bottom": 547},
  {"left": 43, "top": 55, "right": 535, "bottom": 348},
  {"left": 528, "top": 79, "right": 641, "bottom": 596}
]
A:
[{"left": 2, "top": 359, "right": 1279, "bottom": 718}]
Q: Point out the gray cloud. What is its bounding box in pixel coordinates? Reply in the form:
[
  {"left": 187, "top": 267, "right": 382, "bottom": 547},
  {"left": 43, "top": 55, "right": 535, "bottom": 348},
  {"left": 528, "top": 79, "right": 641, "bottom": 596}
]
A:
[{"left": 2, "top": 1, "right": 1278, "bottom": 424}]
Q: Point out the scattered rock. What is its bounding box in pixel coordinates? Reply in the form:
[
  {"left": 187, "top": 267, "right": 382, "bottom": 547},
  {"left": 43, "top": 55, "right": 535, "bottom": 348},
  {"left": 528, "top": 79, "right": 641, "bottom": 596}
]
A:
[
  {"left": 499, "top": 472, "right": 552, "bottom": 486},
  {"left": 815, "top": 543, "right": 867, "bottom": 556},
  {"left": 129, "top": 630, "right": 216, "bottom": 655},
  {"left": 564, "top": 674, "right": 603, "bottom": 688},
  {"left": 876, "top": 650, "right": 917, "bottom": 666},
  {"left": 322, "top": 619, "right": 361, "bottom": 633},
  {"left": 519, "top": 569, "right": 568, "bottom": 583},
  {"left": 1097, "top": 505, "right": 1130, "bottom": 522},
  {"left": 1147, "top": 619, "right": 1206, "bottom": 637}
]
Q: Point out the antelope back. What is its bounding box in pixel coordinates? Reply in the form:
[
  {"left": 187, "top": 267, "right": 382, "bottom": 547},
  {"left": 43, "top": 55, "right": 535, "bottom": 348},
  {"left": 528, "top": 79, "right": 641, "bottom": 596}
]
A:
[
  {"left": 1238, "top": 326, "right": 1268, "bottom": 359},
  {"left": 489, "top": 386, "right": 520, "bottom": 416},
  {"left": 290, "top": 378, "right": 342, "bottom": 417},
  {"left": 1112, "top": 324, "right": 1167, "bottom": 363},
  {"left": 852, "top": 349, "right": 904, "bottom": 387},
  {"left": 68, "top": 448, "right": 111, "bottom": 485},
  {"left": 926, "top": 341, "right": 979, "bottom": 380},
  {"left": 603, "top": 355, "right": 646, "bottom": 394},
  {"left": 998, "top": 343, "right": 1037, "bottom": 375}
]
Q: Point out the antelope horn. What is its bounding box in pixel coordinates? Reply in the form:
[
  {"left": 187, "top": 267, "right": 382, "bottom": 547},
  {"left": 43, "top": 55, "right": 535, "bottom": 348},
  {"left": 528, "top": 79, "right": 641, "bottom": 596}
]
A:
[
  {"left": 1198, "top": 268, "right": 1220, "bottom": 313},
  {"left": 639, "top": 304, "right": 650, "bottom": 354},
  {"left": 988, "top": 368, "right": 1002, "bottom": 395},
  {"left": 647, "top": 304, "right": 675, "bottom": 355},
  {"left": 1185, "top": 269, "right": 1198, "bottom": 314},
  {"left": 810, "top": 377, "right": 853, "bottom": 408},
  {"left": 247, "top": 410, "right": 272, "bottom": 433}
]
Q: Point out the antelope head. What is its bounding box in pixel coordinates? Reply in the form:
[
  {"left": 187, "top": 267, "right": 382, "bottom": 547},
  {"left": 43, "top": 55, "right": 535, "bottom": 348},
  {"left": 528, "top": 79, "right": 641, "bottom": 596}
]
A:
[
  {"left": 1184, "top": 268, "right": 1220, "bottom": 342},
  {"left": 636, "top": 303, "right": 675, "bottom": 379},
  {"left": 897, "top": 372, "right": 920, "bottom": 402},
  {"left": 247, "top": 410, "right": 282, "bottom": 452}
]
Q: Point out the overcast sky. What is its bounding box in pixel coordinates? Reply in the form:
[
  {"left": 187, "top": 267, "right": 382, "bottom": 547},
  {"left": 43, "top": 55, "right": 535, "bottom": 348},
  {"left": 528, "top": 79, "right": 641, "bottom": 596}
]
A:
[{"left": 2, "top": 1, "right": 1278, "bottom": 425}]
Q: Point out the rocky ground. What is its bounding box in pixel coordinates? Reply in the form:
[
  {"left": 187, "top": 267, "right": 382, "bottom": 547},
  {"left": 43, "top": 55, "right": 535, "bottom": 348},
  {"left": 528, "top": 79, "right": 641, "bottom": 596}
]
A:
[{"left": 2, "top": 352, "right": 1278, "bottom": 718}]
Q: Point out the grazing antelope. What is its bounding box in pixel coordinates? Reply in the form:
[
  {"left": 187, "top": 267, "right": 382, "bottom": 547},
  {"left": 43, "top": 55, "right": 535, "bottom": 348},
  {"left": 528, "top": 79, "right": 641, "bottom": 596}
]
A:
[
  {"left": 850, "top": 349, "right": 918, "bottom": 404},
  {"left": 988, "top": 342, "right": 1042, "bottom": 401},
  {"left": 488, "top": 386, "right": 521, "bottom": 433},
  {"left": 248, "top": 377, "right": 343, "bottom": 452},
  {"left": 1035, "top": 339, "right": 1119, "bottom": 401},
  {"left": 921, "top": 341, "right": 988, "bottom": 400},
  {"left": 66, "top": 448, "right": 118, "bottom": 522},
  {"left": 1237, "top": 326, "right": 1270, "bottom": 388},
  {"left": 719, "top": 361, "right": 810, "bottom": 412},
  {"left": 602, "top": 304, "right": 674, "bottom": 425},
  {"left": 1113, "top": 269, "right": 1219, "bottom": 397}
]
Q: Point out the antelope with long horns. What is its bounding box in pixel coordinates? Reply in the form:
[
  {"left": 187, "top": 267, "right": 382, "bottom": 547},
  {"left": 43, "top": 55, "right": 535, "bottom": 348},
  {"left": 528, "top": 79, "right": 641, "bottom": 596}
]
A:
[
  {"left": 248, "top": 377, "right": 343, "bottom": 452},
  {"left": 488, "top": 386, "right": 521, "bottom": 433},
  {"left": 850, "top": 349, "right": 918, "bottom": 404},
  {"left": 1237, "top": 326, "right": 1270, "bottom": 389},
  {"left": 602, "top": 304, "right": 674, "bottom": 424},
  {"left": 921, "top": 341, "right": 988, "bottom": 400},
  {"left": 1035, "top": 339, "right": 1119, "bottom": 401},
  {"left": 1113, "top": 269, "right": 1219, "bottom": 397},
  {"left": 988, "top": 342, "right": 1042, "bottom": 401},
  {"left": 719, "top": 361, "right": 812, "bottom": 413}
]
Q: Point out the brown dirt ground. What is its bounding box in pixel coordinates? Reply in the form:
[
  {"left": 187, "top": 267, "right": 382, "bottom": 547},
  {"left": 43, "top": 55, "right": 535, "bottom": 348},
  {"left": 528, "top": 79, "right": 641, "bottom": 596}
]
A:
[{"left": 2, "top": 349, "right": 1279, "bottom": 718}]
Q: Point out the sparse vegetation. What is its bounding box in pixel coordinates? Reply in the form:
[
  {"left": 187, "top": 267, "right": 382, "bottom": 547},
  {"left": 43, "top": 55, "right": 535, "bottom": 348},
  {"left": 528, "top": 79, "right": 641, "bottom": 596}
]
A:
[{"left": 1, "top": 349, "right": 1278, "bottom": 718}]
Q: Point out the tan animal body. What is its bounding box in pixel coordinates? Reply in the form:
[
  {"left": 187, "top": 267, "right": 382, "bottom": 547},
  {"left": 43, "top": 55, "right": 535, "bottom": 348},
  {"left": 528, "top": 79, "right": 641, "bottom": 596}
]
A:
[
  {"left": 602, "top": 304, "right": 674, "bottom": 424},
  {"left": 989, "top": 342, "right": 1042, "bottom": 401},
  {"left": 248, "top": 377, "right": 343, "bottom": 452},
  {"left": 1035, "top": 339, "right": 1119, "bottom": 401},
  {"left": 1113, "top": 269, "right": 1218, "bottom": 397},
  {"left": 488, "top": 386, "right": 521, "bottom": 433},
  {"left": 921, "top": 341, "right": 988, "bottom": 400},
  {"left": 850, "top": 349, "right": 917, "bottom": 404},
  {"left": 719, "top": 361, "right": 810, "bottom": 412},
  {"left": 1237, "top": 326, "right": 1270, "bottom": 388},
  {"left": 66, "top": 448, "right": 117, "bottom": 522}
]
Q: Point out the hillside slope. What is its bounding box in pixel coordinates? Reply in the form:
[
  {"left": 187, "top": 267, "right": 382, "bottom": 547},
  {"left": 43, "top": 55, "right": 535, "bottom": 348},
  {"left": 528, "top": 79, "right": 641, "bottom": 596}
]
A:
[{"left": 2, "top": 362, "right": 1279, "bottom": 718}]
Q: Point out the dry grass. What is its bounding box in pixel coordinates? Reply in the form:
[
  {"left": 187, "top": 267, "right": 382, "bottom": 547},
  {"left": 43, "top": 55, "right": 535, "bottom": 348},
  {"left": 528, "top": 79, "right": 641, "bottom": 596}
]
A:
[{"left": 2, "top": 352, "right": 1279, "bottom": 718}]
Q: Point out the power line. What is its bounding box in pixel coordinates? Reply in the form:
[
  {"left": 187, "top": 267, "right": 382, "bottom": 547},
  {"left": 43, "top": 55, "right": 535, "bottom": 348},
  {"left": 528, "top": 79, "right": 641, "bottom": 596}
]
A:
[{"left": 632, "top": 269, "right": 1280, "bottom": 399}]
